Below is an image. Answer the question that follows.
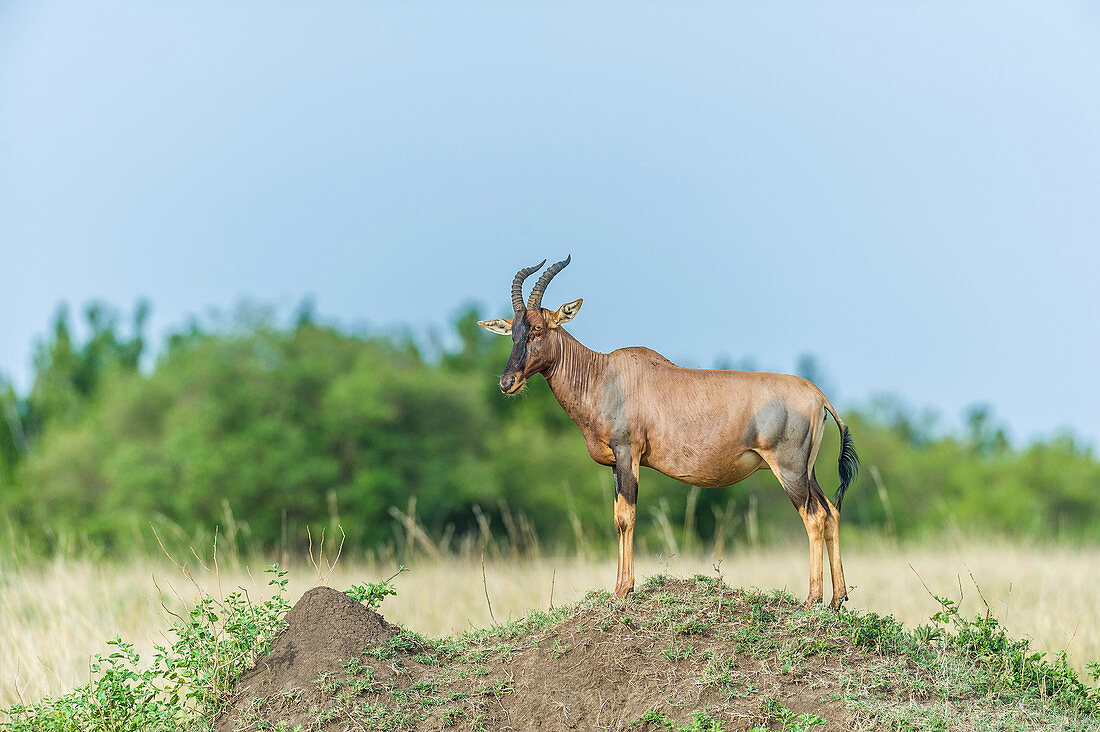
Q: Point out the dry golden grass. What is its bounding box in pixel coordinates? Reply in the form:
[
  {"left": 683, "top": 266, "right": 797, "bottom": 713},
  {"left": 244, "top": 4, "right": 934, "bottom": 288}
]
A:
[{"left": 2, "top": 539, "right": 1098, "bottom": 709}]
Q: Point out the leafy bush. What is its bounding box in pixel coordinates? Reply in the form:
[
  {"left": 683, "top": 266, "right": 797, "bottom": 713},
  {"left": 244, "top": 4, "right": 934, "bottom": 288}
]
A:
[
  {"left": 929, "top": 592, "right": 1100, "bottom": 712},
  {"left": 835, "top": 589, "right": 1100, "bottom": 717}
]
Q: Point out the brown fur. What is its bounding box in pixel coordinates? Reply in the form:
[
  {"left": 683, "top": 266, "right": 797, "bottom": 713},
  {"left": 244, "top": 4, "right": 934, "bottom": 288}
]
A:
[{"left": 480, "top": 287, "right": 852, "bottom": 607}]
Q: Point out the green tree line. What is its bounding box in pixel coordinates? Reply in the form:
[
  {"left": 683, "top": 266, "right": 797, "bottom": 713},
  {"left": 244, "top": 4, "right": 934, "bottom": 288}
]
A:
[{"left": 0, "top": 301, "right": 1097, "bottom": 555}]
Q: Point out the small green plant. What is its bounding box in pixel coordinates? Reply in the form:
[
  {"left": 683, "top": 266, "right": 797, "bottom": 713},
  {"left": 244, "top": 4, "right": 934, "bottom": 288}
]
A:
[
  {"left": 758, "top": 696, "right": 825, "bottom": 731},
  {"left": 661, "top": 638, "right": 696, "bottom": 661},
  {"left": 674, "top": 617, "right": 709, "bottom": 635},
  {"left": 632, "top": 708, "right": 726, "bottom": 731},
  {"left": 345, "top": 566, "right": 406, "bottom": 609}
]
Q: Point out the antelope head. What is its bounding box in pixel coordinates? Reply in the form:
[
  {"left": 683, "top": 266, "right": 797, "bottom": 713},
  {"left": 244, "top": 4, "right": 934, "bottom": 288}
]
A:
[{"left": 477, "top": 256, "right": 583, "bottom": 394}]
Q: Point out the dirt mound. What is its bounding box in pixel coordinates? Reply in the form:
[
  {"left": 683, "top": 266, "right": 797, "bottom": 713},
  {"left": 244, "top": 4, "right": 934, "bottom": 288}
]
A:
[
  {"left": 467, "top": 580, "right": 862, "bottom": 731},
  {"left": 216, "top": 576, "right": 1064, "bottom": 731},
  {"left": 216, "top": 578, "right": 871, "bottom": 731},
  {"left": 216, "top": 586, "right": 423, "bottom": 731}
]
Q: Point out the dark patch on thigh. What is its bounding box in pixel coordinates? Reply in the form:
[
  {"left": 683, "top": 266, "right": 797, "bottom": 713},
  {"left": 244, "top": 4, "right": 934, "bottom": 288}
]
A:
[
  {"left": 750, "top": 398, "right": 811, "bottom": 450},
  {"left": 747, "top": 398, "right": 785, "bottom": 448}
]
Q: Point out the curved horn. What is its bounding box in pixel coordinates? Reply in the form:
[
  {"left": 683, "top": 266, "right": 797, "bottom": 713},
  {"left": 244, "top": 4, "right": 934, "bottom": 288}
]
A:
[
  {"left": 511, "top": 260, "right": 546, "bottom": 312},
  {"left": 527, "top": 255, "right": 571, "bottom": 310}
]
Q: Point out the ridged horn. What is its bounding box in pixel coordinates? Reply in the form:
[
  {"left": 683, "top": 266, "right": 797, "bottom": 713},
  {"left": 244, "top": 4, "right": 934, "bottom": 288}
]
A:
[
  {"left": 511, "top": 260, "right": 546, "bottom": 312},
  {"left": 527, "top": 255, "right": 571, "bottom": 310}
]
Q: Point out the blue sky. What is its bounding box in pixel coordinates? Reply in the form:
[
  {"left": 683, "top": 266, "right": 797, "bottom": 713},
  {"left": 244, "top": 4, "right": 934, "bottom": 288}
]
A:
[{"left": 1, "top": 1, "right": 1098, "bottom": 446}]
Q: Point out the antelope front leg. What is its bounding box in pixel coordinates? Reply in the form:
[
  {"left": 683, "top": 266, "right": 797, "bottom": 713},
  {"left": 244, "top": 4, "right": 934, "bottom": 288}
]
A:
[{"left": 612, "top": 448, "right": 639, "bottom": 600}]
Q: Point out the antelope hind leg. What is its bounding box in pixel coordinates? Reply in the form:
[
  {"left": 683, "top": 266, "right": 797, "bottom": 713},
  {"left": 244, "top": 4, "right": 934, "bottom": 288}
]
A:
[
  {"left": 797, "top": 503, "right": 826, "bottom": 608},
  {"left": 821, "top": 492, "right": 848, "bottom": 608},
  {"left": 760, "top": 450, "right": 825, "bottom": 607}
]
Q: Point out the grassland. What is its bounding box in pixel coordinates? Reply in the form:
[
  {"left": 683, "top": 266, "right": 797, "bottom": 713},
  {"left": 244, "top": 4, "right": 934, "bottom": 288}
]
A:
[{"left": 2, "top": 537, "right": 1098, "bottom": 714}]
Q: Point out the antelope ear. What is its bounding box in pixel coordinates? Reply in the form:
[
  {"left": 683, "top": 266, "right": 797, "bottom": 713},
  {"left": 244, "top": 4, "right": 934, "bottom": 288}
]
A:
[
  {"left": 477, "top": 318, "right": 513, "bottom": 335},
  {"left": 549, "top": 298, "right": 582, "bottom": 328}
]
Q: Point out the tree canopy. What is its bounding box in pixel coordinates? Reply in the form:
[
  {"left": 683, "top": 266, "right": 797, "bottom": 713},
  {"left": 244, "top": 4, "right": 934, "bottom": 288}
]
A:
[{"left": 1, "top": 301, "right": 1096, "bottom": 556}]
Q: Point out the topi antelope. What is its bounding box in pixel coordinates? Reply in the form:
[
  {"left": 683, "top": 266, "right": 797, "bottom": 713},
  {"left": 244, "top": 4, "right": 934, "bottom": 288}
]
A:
[{"left": 478, "top": 256, "right": 859, "bottom": 607}]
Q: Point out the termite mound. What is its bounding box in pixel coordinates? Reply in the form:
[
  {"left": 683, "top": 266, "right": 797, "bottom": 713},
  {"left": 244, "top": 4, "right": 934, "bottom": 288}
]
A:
[
  {"left": 215, "top": 586, "right": 423, "bottom": 732},
  {"left": 215, "top": 578, "right": 867, "bottom": 731},
  {"left": 216, "top": 575, "right": 1088, "bottom": 731}
]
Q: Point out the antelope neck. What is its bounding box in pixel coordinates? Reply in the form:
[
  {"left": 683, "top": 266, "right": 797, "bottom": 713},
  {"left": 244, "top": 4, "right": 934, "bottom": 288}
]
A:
[{"left": 543, "top": 330, "right": 607, "bottom": 427}]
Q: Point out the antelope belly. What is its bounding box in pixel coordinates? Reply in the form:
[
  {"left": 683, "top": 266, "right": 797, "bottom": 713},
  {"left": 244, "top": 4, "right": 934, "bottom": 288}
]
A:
[{"left": 646, "top": 449, "right": 764, "bottom": 488}]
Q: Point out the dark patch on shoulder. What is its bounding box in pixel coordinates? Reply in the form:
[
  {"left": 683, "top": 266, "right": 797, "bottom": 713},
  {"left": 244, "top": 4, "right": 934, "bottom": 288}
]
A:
[{"left": 601, "top": 374, "right": 631, "bottom": 446}]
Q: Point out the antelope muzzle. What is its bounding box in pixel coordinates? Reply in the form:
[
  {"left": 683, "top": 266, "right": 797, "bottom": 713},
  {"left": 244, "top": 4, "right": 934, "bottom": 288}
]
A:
[{"left": 499, "top": 372, "right": 524, "bottom": 394}]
